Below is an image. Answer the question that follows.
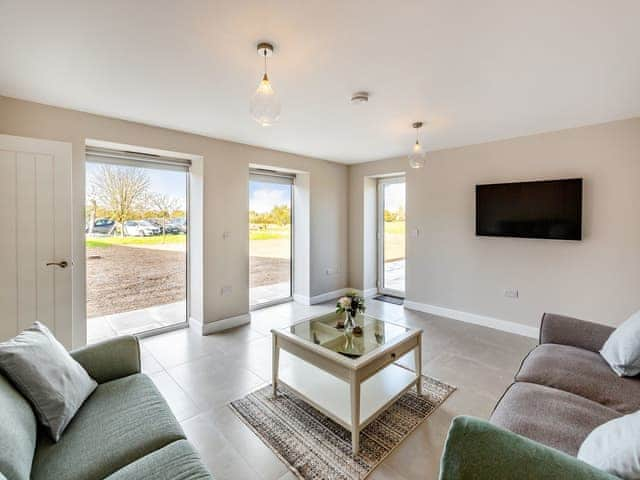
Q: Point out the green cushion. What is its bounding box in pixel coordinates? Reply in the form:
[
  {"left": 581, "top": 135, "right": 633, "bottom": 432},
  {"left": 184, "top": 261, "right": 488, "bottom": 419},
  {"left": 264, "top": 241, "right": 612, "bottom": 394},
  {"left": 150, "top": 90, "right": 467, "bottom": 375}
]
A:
[
  {"left": 0, "top": 374, "right": 37, "bottom": 480},
  {"left": 106, "top": 440, "right": 213, "bottom": 480},
  {"left": 439, "top": 416, "right": 619, "bottom": 480},
  {"left": 31, "top": 373, "right": 185, "bottom": 480}
]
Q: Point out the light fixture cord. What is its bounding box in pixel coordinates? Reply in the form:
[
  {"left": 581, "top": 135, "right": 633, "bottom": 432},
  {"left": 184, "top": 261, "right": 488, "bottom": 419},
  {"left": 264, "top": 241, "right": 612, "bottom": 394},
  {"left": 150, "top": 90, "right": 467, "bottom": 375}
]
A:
[{"left": 264, "top": 50, "right": 268, "bottom": 76}]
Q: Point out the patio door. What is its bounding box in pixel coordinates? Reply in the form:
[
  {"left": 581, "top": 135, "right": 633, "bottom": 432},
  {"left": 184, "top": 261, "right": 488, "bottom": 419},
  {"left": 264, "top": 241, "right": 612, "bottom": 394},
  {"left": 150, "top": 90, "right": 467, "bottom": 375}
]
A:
[
  {"left": 0, "top": 135, "right": 73, "bottom": 347},
  {"left": 85, "top": 148, "right": 190, "bottom": 342},
  {"left": 377, "top": 177, "right": 406, "bottom": 297},
  {"left": 249, "top": 170, "right": 294, "bottom": 308}
]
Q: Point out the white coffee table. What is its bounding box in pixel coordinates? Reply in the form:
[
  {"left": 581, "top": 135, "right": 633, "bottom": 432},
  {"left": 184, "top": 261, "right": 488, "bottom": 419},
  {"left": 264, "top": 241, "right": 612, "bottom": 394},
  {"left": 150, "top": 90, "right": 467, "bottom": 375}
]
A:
[{"left": 271, "top": 311, "right": 422, "bottom": 455}]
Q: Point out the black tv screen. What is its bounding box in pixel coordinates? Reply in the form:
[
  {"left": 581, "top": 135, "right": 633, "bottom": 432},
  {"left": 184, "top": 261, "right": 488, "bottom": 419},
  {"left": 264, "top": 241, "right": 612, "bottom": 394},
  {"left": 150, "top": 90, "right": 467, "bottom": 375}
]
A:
[{"left": 476, "top": 179, "right": 582, "bottom": 240}]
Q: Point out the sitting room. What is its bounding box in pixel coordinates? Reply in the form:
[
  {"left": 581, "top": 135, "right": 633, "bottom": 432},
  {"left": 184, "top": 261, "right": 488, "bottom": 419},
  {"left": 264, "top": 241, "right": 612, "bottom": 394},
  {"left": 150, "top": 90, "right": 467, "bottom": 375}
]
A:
[{"left": 0, "top": 2, "right": 639, "bottom": 480}]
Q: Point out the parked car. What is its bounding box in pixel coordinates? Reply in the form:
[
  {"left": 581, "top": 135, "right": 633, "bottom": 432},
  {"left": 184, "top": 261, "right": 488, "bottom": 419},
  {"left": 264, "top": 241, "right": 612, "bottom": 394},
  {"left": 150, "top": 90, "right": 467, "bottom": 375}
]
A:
[
  {"left": 86, "top": 218, "right": 116, "bottom": 235},
  {"left": 123, "top": 220, "right": 161, "bottom": 236},
  {"left": 167, "top": 217, "right": 187, "bottom": 234}
]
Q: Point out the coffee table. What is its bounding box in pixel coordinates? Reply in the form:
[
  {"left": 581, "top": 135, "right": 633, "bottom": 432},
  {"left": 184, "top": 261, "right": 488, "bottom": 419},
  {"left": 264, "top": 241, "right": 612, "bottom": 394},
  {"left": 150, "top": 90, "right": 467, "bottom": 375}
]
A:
[{"left": 271, "top": 311, "right": 422, "bottom": 455}]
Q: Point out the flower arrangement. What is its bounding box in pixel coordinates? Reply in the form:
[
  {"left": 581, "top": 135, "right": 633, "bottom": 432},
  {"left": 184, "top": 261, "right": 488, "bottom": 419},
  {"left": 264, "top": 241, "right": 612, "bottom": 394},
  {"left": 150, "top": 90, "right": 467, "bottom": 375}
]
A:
[
  {"left": 336, "top": 292, "right": 366, "bottom": 332},
  {"left": 336, "top": 292, "right": 366, "bottom": 317}
]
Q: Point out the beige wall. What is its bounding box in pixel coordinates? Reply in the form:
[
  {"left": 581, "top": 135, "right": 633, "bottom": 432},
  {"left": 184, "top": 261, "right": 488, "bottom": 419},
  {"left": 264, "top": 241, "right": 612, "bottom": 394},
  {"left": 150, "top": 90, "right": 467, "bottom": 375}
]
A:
[
  {"left": 0, "top": 96, "right": 348, "bottom": 345},
  {"left": 349, "top": 118, "right": 640, "bottom": 329}
]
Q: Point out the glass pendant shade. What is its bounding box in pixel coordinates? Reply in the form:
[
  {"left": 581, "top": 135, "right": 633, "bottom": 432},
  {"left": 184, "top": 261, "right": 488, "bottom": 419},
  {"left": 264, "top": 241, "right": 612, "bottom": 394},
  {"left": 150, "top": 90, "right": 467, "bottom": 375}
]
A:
[
  {"left": 250, "top": 73, "right": 281, "bottom": 127},
  {"left": 408, "top": 140, "right": 426, "bottom": 168}
]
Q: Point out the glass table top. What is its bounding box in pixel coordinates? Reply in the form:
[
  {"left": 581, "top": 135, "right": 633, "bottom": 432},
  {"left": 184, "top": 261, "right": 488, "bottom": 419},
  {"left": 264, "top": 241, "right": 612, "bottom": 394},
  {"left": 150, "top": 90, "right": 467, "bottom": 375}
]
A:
[{"left": 288, "top": 311, "right": 410, "bottom": 358}]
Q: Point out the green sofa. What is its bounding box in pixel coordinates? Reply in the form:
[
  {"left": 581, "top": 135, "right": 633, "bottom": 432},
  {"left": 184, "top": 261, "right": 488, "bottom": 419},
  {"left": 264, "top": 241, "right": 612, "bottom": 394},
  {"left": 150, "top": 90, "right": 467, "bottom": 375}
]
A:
[{"left": 0, "top": 335, "right": 213, "bottom": 480}]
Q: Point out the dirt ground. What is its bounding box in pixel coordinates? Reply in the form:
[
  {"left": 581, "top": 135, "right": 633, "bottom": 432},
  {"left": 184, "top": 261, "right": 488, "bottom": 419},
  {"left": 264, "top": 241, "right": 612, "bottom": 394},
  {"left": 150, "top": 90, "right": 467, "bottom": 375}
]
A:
[
  {"left": 86, "top": 245, "right": 186, "bottom": 318},
  {"left": 87, "top": 243, "right": 290, "bottom": 317},
  {"left": 250, "top": 256, "right": 290, "bottom": 287}
]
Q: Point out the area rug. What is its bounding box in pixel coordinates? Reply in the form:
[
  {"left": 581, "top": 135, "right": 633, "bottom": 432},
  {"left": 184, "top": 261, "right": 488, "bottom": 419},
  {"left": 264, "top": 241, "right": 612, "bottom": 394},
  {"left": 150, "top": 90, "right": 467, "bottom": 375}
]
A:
[
  {"left": 373, "top": 295, "right": 404, "bottom": 305},
  {"left": 229, "top": 376, "right": 456, "bottom": 480}
]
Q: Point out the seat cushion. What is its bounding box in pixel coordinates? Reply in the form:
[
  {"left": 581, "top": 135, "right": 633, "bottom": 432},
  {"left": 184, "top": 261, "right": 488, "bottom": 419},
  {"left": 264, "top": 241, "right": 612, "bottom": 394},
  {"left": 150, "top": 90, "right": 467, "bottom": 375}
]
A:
[
  {"left": 516, "top": 343, "right": 640, "bottom": 414},
  {"left": 105, "top": 440, "right": 213, "bottom": 480},
  {"left": 31, "top": 373, "right": 185, "bottom": 480},
  {"left": 491, "top": 382, "right": 620, "bottom": 456},
  {"left": 0, "top": 374, "right": 37, "bottom": 480}
]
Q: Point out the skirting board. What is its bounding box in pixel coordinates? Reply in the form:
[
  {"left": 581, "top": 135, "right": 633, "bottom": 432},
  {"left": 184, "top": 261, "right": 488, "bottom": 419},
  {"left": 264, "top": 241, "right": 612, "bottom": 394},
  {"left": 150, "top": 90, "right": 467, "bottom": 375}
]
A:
[
  {"left": 294, "top": 287, "right": 378, "bottom": 306},
  {"left": 189, "top": 313, "right": 251, "bottom": 335},
  {"left": 403, "top": 300, "right": 539, "bottom": 339}
]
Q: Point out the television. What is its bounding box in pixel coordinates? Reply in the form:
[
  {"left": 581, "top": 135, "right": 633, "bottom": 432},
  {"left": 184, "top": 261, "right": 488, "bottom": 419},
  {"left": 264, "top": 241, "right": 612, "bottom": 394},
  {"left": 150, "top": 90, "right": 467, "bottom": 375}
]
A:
[{"left": 476, "top": 179, "right": 582, "bottom": 240}]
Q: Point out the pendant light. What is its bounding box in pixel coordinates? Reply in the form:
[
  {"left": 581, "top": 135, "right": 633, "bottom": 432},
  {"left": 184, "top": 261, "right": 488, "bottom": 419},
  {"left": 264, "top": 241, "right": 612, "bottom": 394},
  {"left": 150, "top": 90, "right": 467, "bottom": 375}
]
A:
[
  {"left": 250, "top": 42, "right": 281, "bottom": 126},
  {"left": 408, "top": 121, "right": 426, "bottom": 168}
]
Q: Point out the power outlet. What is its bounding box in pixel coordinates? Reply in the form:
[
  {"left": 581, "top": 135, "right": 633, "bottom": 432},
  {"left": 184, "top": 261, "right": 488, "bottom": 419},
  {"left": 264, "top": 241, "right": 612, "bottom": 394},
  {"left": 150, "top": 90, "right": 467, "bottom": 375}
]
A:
[
  {"left": 504, "top": 288, "right": 519, "bottom": 299},
  {"left": 325, "top": 267, "right": 339, "bottom": 276},
  {"left": 221, "top": 286, "right": 232, "bottom": 296}
]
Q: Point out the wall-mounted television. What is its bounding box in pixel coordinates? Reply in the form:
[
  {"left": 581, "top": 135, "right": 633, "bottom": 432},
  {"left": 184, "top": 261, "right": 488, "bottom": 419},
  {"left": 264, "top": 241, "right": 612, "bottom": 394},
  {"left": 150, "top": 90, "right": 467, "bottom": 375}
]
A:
[{"left": 476, "top": 179, "right": 582, "bottom": 240}]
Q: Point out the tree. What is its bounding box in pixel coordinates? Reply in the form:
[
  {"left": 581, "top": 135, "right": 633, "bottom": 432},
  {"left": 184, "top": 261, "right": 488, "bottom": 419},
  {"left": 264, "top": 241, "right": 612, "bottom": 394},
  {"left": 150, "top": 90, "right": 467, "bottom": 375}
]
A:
[
  {"left": 271, "top": 205, "right": 291, "bottom": 226},
  {"left": 90, "top": 165, "right": 150, "bottom": 237},
  {"left": 149, "top": 193, "right": 181, "bottom": 243}
]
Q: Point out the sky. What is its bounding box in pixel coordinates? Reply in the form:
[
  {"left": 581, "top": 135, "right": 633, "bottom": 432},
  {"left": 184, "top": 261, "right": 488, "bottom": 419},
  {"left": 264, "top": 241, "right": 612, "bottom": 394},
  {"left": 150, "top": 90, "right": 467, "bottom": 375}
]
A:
[
  {"left": 249, "top": 181, "right": 291, "bottom": 213},
  {"left": 384, "top": 182, "right": 405, "bottom": 212},
  {"left": 86, "top": 162, "right": 187, "bottom": 209}
]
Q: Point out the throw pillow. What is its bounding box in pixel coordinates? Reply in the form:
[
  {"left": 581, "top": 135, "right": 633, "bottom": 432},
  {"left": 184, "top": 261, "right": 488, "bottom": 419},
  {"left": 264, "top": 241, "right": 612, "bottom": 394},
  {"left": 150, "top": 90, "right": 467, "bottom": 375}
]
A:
[
  {"left": 600, "top": 310, "right": 640, "bottom": 376},
  {"left": 578, "top": 410, "right": 640, "bottom": 479},
  {"left": 0, "top": 322, "right": 97, "bottom": 441}
]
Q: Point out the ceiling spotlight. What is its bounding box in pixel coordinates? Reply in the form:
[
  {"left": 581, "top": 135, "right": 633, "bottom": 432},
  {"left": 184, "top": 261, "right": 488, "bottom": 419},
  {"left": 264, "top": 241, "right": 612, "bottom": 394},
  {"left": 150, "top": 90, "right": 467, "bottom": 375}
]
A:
[
  {"left": 250, "top": 42, "right": 281, "bottom": 126},
  {"left": 408, "top": 121, "right": 426, "bottom": 169},
  {"left": 350, "top": 91, "right": 369, "bottom": 105}
]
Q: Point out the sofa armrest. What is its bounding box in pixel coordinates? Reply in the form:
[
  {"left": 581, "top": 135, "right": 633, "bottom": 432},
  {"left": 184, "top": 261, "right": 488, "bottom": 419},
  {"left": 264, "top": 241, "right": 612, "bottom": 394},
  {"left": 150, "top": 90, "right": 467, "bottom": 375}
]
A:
[
  {"left": 71, "top": 336, "right": 141, "bottom": 384},
  {"left": 539, "top": 313, "right": 614, "bottom": 353},
  {"left": 439, "top": 416, "right": 618, "bottom": 480}
]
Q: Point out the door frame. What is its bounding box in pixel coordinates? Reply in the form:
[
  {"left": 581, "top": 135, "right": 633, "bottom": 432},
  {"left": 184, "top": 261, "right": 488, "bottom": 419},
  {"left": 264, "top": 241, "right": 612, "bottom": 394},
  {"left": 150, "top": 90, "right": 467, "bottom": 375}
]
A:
[{"left": 377, "top": 176, "right": 406, "bottom": 298}]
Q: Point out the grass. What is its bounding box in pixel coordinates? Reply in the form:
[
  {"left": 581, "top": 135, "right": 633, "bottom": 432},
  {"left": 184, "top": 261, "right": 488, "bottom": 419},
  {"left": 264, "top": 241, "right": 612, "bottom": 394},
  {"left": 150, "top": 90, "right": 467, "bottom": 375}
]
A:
[
  {"left": 86, "top": 234, "right": 186, "bottom": 248},
  {"left": 249, "top": 224, "right": 290, "bottom": 241}
]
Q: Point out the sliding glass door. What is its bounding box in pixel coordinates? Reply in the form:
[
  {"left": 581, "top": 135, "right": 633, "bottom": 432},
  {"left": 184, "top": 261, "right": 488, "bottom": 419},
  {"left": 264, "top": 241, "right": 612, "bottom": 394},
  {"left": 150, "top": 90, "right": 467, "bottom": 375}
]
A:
[
  {"left": 378, "top": 177, "right": 406, "bottom": 297},
  {"left": 249, "top": 171, "right": 293, "bottom": 308},
  {"left": 85, "top": 151, "right": 189, "bottom": 342}
]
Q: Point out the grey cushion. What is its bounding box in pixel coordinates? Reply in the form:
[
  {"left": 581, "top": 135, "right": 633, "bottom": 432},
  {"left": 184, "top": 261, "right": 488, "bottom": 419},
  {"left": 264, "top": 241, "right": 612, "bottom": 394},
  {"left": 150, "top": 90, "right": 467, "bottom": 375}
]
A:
[
  {"left": 516, "top": 343, "right": 640, "bottom": 414},
  {"left": 491, "top": 382, "right": 620, "bottom": 456},
  {"left": 540, "top": 312, "right": 615, "bottom": 353},
  {"left": 601, "top": 309, "right": 640, "bottom": 376},
  {"left": 578, "top": 410, "right": 640, "bottom": 479},
  {"left": 0, "top": 322, "right": 97, "bottom": 442},
  {"left": 106, "top": 440, "right": 213, "bottom": 480},
  {"left": 0, "top": 374, "right": 37, "bottom": 480},
  {"left": 31, "top": 373, "right": 185, "bottom": 480}
]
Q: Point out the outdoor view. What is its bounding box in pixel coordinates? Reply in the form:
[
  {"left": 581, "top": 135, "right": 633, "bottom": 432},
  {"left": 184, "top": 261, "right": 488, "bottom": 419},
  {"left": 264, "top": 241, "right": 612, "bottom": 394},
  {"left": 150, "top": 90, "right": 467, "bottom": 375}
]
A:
[
  {"left": 382, "top": 181, "right": 406, "bottom": 294},
  {"left": 85, "top": 161, "right": 187, "bottom": 342},
  {"left": 249, "top": 176, "right": 292, "bottom": 306}
]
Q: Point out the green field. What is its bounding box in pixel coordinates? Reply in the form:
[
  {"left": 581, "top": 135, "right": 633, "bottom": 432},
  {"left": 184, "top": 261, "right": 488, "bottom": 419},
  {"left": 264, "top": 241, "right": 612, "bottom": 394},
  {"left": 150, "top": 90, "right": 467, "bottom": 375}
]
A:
[
  {"left": 86, "top": 234, "right": 186, "bottom": 248},
  {"left": 249, "top": 225, "right": 290, "bottom": 241}
]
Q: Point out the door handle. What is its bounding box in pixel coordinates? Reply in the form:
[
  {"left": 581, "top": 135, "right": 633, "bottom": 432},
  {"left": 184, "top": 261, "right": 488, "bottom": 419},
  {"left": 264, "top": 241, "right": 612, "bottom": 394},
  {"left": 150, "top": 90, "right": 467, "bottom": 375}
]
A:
[{"left": 46, "top": 261, "right": 68, "bottom": 269}]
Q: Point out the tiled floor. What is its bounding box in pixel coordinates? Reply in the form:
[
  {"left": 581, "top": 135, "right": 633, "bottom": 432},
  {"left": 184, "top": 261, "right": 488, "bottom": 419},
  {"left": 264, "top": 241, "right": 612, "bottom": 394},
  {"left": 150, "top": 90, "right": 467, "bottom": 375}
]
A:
[{"left": 139, "top": 299, "right": 536, "bottom": 480}]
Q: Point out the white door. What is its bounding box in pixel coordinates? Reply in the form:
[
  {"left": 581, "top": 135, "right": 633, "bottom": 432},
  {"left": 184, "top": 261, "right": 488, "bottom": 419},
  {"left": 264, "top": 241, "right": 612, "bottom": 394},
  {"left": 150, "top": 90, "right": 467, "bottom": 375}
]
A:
[{"left": 0, "top": 135, "right": 73, "bottom": 347}]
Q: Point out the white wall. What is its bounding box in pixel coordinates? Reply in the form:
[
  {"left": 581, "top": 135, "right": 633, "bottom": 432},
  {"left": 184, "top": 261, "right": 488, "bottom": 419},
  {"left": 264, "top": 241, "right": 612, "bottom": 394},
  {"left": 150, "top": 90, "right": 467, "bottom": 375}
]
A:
[
  {"left": 0, "top": 96, "right": 349, "bottom": 346},
  {"left": 349, "top": 118, "right": 640, "bottom": 329}
]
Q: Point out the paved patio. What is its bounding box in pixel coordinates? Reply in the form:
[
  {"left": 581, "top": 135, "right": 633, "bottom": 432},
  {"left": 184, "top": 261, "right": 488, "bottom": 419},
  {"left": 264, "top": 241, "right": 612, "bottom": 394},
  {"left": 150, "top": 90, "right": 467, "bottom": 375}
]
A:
[
  {"left": 88, "top": 301, "right": 186, "bottom": 343},
  {"left": 384, "top": 258, "right": 405, "bottom": 293}
]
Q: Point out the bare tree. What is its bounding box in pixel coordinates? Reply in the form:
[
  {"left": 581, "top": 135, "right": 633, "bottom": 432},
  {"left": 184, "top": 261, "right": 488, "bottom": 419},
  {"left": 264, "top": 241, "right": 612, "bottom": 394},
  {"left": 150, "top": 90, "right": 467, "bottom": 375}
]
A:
[
  {"left": 90, "top": 165, "right": 151, "bottom": 237},
  {"left": 150, "top": 193, "right": 181, "bottom": 243}
]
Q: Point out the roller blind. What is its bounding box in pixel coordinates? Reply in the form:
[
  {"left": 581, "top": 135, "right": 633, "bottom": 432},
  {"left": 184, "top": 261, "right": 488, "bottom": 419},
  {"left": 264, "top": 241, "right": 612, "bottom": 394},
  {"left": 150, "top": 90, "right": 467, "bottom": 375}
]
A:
[
  {"left": 86, "top": 146, "right": 191, "bottom": 172},
  {"left": 249, "top": 169, "right": 295, "bottom": 185}
]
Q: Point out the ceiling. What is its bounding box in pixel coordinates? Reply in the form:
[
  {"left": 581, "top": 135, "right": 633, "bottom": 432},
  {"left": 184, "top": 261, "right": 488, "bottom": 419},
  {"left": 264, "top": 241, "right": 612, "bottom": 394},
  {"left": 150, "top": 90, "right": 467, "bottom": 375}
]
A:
[{"left": 1, "top": 1, "right": 639, "bottom": 164}]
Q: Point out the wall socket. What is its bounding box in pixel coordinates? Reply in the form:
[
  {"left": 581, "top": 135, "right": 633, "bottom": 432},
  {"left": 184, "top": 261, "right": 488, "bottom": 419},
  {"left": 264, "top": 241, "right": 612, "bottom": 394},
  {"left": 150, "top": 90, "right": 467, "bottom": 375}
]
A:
[
  {"left": 325, "top": 267, "right": 339, "bottom": 276},
  {"left": 504, "top": 288, "right": 519, "bottom": 299},
  {"left": 220, "top": 286, "right": 232, "bottom": 296}
]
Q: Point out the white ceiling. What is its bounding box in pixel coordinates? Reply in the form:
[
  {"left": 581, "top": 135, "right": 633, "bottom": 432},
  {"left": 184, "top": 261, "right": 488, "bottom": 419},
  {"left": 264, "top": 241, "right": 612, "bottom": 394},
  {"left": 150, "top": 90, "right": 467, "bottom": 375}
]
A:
[{"left": 1, "top": 1, "right": 639, "bottom": 164}]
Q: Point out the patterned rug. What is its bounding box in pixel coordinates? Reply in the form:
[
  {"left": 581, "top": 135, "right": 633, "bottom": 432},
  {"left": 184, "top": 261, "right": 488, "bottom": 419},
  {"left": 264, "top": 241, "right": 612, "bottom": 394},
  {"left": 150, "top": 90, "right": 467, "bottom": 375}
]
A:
[{"left": 229, "top": 376, "right": 456, "bottom": 480}]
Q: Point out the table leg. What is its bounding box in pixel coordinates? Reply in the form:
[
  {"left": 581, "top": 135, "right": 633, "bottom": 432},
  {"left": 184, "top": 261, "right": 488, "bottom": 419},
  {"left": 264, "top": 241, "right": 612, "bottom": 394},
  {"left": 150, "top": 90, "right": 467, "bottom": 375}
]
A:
[
  {"left": 415, "top": 336, "right": 423, "bottom": 396},
  {"left": 272, "top": 334, "right": 279, "bottom": 397},
  {"left": 350, "top": 377, "right": 361, "bottom": 455}
]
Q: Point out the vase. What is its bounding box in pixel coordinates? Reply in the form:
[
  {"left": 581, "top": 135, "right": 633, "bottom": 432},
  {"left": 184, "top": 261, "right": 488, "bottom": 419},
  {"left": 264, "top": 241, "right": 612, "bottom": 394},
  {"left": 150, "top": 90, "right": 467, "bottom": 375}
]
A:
[{"left": 344, "top": 311, "right": 356, "bottom": 333}]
